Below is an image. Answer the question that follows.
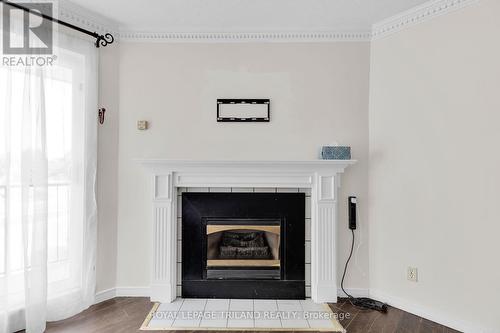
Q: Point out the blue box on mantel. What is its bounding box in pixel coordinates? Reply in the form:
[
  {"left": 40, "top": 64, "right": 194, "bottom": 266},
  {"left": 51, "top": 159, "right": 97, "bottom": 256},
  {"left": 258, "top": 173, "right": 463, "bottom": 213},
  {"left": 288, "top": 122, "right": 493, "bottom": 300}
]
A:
[{"left": 321, "top": 146, "right": 351, "bottom": 160}]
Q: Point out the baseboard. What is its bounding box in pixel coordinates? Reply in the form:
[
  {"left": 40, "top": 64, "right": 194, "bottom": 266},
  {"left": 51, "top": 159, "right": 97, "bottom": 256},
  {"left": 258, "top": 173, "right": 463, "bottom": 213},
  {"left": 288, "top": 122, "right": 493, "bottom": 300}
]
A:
[
  {"left": 337, "top": 288, "right": 369, "bottom": 298},
  {"left": 369, "top": 289, "right": 497, "bottom": 333},
  {"left": 94, "top": 287, "right": 150, "bottom": 304},
  {"left": 94, "top": 288, "right": 116, "bottom": 304},
  {"left": 115, "top": 286, "right": 151, "bottom": 297}
]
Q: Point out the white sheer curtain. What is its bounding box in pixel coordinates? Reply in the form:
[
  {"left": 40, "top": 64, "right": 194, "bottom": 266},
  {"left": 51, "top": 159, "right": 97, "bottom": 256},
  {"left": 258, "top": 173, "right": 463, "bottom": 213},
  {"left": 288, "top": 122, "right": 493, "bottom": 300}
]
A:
[{"left": 0, "top": 31, "right": 98, "bottom": 332}]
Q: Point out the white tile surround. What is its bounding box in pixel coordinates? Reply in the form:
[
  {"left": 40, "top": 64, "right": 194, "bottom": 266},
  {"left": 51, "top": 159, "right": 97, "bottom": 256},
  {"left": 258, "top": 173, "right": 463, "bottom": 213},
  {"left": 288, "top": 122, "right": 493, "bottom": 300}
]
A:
[
  {"left": 144, "top": 298, "right": 344, "bottom": 331},
  {"left": 139, "top": 159, "right": 356, "bottom": 304},
  {"left": 176, "top": 187, "right": 312, "bottom": 298}
]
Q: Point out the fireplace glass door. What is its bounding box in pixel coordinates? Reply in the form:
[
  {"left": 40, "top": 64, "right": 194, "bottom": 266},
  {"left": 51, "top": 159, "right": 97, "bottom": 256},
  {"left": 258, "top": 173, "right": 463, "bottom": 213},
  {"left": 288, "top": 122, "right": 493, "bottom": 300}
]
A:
[{"left": 205, "top": 220, "right": 281, "bottom": 280}]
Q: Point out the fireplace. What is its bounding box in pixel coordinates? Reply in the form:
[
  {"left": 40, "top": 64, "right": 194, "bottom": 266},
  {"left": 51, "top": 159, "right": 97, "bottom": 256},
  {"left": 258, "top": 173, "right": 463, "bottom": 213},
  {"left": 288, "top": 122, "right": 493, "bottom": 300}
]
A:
[
  {"left": 182, "top": 193, "right": 305, "bottom": 299},
  {"left": 139, "top": 159, "right": 355, "bottom": 303}
]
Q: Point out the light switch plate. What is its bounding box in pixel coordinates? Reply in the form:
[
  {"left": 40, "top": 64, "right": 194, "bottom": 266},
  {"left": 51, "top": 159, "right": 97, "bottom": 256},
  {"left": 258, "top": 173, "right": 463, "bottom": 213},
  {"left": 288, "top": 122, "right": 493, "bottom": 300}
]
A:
[{"left": 137, "top": 120, "right": 148, "bottom": 130}]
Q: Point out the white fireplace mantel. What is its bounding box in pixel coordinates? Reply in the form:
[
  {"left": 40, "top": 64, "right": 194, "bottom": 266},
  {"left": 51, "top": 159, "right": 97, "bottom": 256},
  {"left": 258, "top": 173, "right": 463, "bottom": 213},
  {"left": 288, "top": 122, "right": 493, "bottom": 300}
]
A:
[{"left": 138, "top": 159, "right": 356, "bottom": 303}]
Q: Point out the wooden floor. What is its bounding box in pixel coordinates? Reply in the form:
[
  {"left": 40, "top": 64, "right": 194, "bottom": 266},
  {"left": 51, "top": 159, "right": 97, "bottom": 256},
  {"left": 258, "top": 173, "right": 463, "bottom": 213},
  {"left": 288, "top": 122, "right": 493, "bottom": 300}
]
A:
[{"left": 43, "top": 297, "right": 460, "bottom": 333}]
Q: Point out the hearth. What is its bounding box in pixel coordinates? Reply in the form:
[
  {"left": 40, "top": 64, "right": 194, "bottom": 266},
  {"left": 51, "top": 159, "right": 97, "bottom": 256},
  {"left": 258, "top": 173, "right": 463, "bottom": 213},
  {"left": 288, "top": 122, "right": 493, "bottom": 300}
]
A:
[{"left": 182, "top": 192, "right": 305, "bottom": 299}]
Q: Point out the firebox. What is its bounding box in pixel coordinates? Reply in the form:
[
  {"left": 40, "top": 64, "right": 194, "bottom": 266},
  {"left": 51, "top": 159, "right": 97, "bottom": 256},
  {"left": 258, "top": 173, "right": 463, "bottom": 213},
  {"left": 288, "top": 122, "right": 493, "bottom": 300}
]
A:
[
  {"left": 205, "top": 219, "right": 281, "bottom": 280},
  {"left": 182, "top": 193, "right": 305, "bottom": 299}
]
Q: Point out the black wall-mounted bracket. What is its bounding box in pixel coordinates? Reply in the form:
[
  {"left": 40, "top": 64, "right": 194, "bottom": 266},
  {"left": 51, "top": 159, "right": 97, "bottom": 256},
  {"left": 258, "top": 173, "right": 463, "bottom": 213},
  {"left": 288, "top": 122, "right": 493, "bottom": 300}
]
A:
[
  {"left": 98, "top": 108, "right": 106, "bottom": 125},
  {"left": 217, "top": 99, "right": 270, "bottom": 122}
]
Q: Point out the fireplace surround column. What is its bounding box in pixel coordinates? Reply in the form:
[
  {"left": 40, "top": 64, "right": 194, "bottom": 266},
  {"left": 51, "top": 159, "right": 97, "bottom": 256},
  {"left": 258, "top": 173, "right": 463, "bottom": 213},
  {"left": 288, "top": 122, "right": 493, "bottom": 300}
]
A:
[
  {"left": 310, "top": 173, "right": 339, "bottom": 302},
  {"left": 151, "top": 173, "right": 177, "bottom": 302}
]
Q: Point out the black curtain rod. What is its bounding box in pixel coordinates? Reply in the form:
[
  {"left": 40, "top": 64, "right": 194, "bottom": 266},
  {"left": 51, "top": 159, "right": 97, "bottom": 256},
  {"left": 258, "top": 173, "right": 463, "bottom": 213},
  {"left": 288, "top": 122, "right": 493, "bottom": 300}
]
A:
[{"left": 0, "top": 0, "right": 114, "bottom": 48}]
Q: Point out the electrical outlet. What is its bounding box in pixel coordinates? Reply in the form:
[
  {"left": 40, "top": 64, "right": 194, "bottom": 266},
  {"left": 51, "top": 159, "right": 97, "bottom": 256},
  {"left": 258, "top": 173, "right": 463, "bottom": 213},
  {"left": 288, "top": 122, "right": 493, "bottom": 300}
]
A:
[{"left": 407, "top": 267, "right": 418, "bottom": 282}]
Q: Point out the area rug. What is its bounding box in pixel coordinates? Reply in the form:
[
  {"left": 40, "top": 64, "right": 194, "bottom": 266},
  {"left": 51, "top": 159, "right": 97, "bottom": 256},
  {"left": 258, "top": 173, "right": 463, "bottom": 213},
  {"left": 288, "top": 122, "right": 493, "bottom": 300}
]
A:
[{"left": 140, "top": 299, "right": 345, "bottom": 332}]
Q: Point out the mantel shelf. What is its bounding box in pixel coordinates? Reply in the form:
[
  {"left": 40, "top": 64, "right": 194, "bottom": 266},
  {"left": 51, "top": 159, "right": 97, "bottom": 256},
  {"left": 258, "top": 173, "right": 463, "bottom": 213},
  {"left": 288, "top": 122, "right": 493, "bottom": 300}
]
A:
[
  {"left": 137, "top": 159, "right": 357, "bottom": 174},
  {"left": 137, "top": 159, "right": 357, "bottom": 165}
]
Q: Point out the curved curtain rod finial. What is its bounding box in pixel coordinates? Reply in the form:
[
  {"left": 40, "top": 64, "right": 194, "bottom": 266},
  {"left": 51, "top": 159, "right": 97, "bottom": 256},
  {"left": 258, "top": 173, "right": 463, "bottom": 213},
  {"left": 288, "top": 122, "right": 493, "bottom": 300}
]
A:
[{"left": 95, "top": 33, "right": 115, "bottom": 48}]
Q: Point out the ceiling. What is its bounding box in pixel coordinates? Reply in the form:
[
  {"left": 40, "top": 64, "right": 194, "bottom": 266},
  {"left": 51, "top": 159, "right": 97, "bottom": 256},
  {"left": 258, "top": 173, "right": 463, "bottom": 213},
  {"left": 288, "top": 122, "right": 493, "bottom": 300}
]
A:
[{"left": 66, "top": 0, "right": 431, "bottom": 33}]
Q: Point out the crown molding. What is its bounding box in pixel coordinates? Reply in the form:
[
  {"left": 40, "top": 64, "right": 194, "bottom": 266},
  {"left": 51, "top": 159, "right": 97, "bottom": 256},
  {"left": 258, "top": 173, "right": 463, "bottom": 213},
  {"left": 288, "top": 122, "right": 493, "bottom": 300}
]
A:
[
  {"left": 118, "top": 31, "right": 372, "bottom": 43},
  {"left": 372, "top": 0, "right": 479, "bottom": 40},
  {"left": 51, "top": 0, "right": 479, "bottom": 43},
  {"left": 57, "top": 0, "right": 118, "bottom": 35}
]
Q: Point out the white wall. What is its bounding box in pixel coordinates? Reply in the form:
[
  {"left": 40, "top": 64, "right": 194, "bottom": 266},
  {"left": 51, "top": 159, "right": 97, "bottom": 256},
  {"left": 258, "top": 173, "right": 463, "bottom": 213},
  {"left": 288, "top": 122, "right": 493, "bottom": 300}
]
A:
[
  {"left": 369, "top": 1, "right": 500, "bottom": 332},
  {"left": 96, "top": 44, "right": 120, "bottom": 293},
  {"left": 115, "top": 42, "right": 370, "bottom": 293}
]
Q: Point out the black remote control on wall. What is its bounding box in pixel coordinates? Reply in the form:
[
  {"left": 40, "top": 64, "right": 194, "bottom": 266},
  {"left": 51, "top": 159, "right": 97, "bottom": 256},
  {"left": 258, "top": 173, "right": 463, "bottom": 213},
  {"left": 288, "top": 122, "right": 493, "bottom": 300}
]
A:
[{"left": 348, "top": 196, "right": 357, "bottom": 230}]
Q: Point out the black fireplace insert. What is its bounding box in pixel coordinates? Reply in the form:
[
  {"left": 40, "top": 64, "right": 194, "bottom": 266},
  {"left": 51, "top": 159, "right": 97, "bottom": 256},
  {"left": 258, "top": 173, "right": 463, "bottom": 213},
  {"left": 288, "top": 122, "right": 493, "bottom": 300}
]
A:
[{"left": 182, "top": 192, "right": 305, "bottom": 299}]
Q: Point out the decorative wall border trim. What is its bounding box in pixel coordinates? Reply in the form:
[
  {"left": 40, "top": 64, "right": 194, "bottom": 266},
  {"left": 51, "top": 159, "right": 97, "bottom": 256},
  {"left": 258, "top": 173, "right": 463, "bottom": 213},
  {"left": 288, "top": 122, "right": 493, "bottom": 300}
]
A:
[
  {"left": 58, "top": 0, "right": 118, "bottom": 36},
  {"left": 53, "top": 0, "right": 479, "bottom": 43},
  {"left": 118, "top": 31, "right": 372, "bottom": 43},
  {"left": 372, "top": 0, "right": 479, "bottom": 40}
]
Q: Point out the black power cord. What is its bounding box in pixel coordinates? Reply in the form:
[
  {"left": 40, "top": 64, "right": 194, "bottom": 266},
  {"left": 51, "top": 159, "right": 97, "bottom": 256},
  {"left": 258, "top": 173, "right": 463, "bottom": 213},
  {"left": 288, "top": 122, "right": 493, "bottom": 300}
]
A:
[{"left": 341, "top": 229, "right": 388, "bottom": 313}]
